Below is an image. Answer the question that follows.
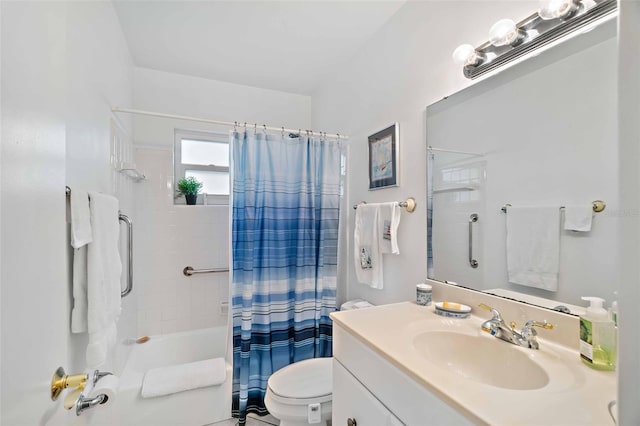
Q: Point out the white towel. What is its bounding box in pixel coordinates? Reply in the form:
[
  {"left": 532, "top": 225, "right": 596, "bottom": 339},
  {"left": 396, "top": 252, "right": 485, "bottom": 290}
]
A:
[
  {"left": 141, "top": 358, "right": 227, "bottom": 398},
  {"left": 563, "top": 205, "right": 593, "bottom": 232},
  {"left": 506, "top": 206, "right": 560, "bottom": 292},
  {"left": 354, "top": 204, "right": 383, "bottom": 289},
  {"left": 71, "top": 246, "right": 89, "bottom": 333},
  {"left": 378, "top": 202, "right": 402, "bottom": 255},
  {"left": 70, "top": 189, "right": 93, "bottom": 248},
  {"left": 86, "top": 192, "right": 122, "bottom": 367}
]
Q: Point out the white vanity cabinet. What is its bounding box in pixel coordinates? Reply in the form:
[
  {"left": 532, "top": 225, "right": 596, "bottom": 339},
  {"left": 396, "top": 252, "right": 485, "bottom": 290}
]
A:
[
  {"left": 332, "top": 323, "right": 473, "bottom": 426},
  {"left": 333, "top": 360, "right": 403, "bottom": 426}
]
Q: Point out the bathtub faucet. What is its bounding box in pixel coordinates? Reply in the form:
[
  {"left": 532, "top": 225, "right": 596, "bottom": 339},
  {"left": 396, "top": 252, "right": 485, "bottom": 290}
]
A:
[{"left": 75, "top": 370, "right": 113, "bottom": 416}]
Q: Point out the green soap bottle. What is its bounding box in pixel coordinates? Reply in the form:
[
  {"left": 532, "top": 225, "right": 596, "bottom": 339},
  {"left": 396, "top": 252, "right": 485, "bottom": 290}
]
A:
[{"left": 579, "top": 296, "right": 616, "bottom": 371}]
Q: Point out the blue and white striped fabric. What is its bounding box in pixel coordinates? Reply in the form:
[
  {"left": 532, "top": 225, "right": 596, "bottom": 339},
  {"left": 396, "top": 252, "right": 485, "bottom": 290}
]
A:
[{"left": 231, "top": 131, "right": 342, "bottom": 425}]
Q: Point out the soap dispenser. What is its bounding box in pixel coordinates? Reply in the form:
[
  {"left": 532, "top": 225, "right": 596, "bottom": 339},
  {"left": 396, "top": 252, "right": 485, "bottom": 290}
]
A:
[{"left": 579, "top": 296, "right": 616, "bottom": 371}]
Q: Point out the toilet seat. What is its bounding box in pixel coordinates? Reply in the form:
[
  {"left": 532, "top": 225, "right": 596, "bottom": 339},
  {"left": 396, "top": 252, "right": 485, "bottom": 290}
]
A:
[{"left": 267, "top": 357, "right": 332, "bottom": 405}]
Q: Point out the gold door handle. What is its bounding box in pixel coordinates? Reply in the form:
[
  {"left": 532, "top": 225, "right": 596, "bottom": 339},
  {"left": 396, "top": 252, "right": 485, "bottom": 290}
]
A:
[{"left": 50, "top": 367, "right": 87, "bottom": 403}]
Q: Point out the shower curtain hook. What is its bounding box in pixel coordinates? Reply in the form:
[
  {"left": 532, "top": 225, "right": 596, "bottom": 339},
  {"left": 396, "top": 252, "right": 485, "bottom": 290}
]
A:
[
  {"left": 233, "top": 121, "right": 237, "bottom": 132},
  {"left": 281, "top": 126, "right": 285, "bottom": 138},
  {"left": 244, "top": 122, "right": 247, "bottom": 132},
  {"left": 263, "top": 124, "right": 267, "bottom": 135},
  {"left": 254, "top": 123, "right": 257, "bottom": 135}
]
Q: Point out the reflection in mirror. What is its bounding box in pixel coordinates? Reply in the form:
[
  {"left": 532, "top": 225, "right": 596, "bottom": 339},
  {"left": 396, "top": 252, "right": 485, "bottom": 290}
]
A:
[{"left": 426, "top": 19, "right": 618, "bottom": 316}]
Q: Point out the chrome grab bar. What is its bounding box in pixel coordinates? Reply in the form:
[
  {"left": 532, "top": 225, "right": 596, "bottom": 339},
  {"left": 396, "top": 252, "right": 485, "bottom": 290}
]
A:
[
  {"left": 183, "top": 266, "right": 229, "bottom": 276},
  {"left": 119, "top": 213, "right": 133, "bottom": 298},
  {"left": 468, "top": 213, "right": 479, "bottom": 268}
]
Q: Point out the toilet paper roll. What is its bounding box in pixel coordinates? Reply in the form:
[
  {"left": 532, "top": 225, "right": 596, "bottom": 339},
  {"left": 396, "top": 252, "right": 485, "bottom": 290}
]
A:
[{"left": 88, "top": 374, "right": 119, "bottom": 408}]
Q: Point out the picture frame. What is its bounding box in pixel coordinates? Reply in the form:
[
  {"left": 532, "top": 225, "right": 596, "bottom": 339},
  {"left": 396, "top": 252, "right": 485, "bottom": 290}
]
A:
[{"left": 368, "top": 123, "right": 399, "bottom": 190}]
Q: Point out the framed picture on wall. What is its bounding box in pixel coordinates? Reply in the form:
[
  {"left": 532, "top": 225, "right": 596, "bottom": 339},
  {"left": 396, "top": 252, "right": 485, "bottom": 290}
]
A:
[{"left": 368, "top": 123, "right": 399, "bottom": 190}]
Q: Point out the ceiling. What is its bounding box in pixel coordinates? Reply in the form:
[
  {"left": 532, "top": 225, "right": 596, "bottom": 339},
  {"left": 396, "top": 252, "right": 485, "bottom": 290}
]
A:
[{"left": 113, "top": 0, "right": 406, "bottom": 95}]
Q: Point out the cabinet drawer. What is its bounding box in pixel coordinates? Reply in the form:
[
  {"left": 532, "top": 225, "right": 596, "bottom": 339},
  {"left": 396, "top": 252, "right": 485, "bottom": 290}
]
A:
[{"left": 333, "top": 359, "right": 404, "bottom": 426}]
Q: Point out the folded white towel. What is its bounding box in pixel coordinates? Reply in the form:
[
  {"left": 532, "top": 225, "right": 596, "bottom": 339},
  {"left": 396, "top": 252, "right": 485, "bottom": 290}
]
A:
[
  {"left": 378, "top": 202, "right": 402, "bottom": 255},
  {"left": 86, "top": 192, "right": 122, "bottom": 367},
  {"left": 70, "top": 189, "right": 93, "bottom": 249},
  {"left": 506, "top": 206, "right": 560, "bottom": 292},
  {"left": 141, "top": 358, "right": 227, "bottom": 398},
  {"left": 563, "top": 205, "right": 593, "bottom": 232},
  {"left": 354, "top": 204, "right": 383, "bottom": 289}
]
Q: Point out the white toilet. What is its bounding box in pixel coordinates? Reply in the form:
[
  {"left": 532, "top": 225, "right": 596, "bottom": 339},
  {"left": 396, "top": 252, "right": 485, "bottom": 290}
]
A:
[
  {"left": 264, "top": 301, "right": 372, "bottom": 426},
  {"left": 264, "top": 357, "right": 333, "bottom": 426}
]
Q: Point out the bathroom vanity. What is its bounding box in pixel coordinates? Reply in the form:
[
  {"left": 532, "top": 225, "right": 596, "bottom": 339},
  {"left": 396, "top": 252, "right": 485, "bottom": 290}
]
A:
[{"left": 330, "top": 289, "right": 616, "bottom": 425}]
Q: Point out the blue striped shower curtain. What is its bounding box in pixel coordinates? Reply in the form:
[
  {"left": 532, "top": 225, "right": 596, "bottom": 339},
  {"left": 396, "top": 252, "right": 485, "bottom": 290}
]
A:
[{"left": 231, "top": 130, "right": 342, "bottom": 425}]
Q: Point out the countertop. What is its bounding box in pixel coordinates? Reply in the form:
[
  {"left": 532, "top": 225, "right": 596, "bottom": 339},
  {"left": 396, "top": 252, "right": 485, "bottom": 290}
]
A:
[{"left": 331, "top": 302, "right": 617, "bottom": 426}]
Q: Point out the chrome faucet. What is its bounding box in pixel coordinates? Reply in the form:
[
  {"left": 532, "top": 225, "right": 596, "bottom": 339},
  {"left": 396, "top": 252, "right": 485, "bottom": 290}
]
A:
[{"left": 478, "top": 304, "right": 553, "bottom": 350}]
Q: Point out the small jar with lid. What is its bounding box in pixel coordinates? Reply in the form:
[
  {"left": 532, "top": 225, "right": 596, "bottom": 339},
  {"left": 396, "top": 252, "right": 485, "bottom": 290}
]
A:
[{"left": 416, "top": 283, "right": 432, "bottom": 306}]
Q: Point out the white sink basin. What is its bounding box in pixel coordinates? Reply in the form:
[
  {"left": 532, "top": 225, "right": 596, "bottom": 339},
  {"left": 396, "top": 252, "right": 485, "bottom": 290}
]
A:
[{"left": 413, "top": 331, "right": 549, "bottom": 390}]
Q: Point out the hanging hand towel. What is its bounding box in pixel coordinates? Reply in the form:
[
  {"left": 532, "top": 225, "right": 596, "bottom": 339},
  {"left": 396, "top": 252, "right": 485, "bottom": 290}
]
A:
[
  {"left": 563, "top": 204, "right": 593, "bottom": 232},
  {"left": 86, "top": 192, "right": 122, "bottom": 367},
  {"left": 71, "top": 246, "right": 89, "bottom": 333},
  {"left": 70, "top": 189, "right": 93, "bottom": 249},
  {"left": 354, "top": 204, "right": 383, "bottom": 289},
  {"left": 378, "top": 202, "right": 402, "bottom": 255},
  {"left": 506, "top": 206, "right": 561, "bottom": 292}
]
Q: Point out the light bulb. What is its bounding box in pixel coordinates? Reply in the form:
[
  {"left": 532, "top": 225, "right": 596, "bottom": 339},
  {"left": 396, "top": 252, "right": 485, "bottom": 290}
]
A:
[
  {"left": 538, "top": 0, "right": 579, "bottom": 20},
  {"left": 452, "top": 44, "right": 483, "bottom": 66},
  {"left": 489, "top": 19, "right": 522, "bottom": 47}
]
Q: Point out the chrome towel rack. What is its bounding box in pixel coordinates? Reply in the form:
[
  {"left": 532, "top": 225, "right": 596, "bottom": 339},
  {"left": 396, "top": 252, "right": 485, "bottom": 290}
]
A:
[
  {"left": 353, "top": 197, "right": 417, "bottom": 213},
  {"left": 501, "top": 200, "right": 606, "bottom": 213},
  {"left": 66, "top": 186, "right": 133, "bottom": 298},
  {"left": 183, "top": 266, "right": 230, "bottom": 276}
]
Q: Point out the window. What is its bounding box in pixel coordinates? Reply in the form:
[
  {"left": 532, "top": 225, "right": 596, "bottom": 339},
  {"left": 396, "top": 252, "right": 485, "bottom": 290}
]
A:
[{"left": 174, "top": 130, "right": 230, "bottom": 205}]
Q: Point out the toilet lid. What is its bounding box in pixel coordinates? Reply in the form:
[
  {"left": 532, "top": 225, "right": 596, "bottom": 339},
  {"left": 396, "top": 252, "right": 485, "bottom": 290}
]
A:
[{"left": 268, "top": 357, "right": 332, "bottom": 399}]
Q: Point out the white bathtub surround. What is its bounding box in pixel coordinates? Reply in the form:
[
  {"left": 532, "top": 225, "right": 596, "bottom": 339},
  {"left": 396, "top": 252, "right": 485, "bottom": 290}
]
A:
[
  {"left": 111, "top": 327, "right": 232, "bottom": 426},
  {"left": 141, "top": 357, "right": 226, "bottom": 398},
  {"left": 133, "top": 147, "right": 229, "bottom": 335}
]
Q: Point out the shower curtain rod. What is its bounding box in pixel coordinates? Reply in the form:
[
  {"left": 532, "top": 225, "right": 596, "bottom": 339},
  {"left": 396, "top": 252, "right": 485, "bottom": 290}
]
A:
[{"left": 111, "top": 107, "right": 349, "bottom": 139}]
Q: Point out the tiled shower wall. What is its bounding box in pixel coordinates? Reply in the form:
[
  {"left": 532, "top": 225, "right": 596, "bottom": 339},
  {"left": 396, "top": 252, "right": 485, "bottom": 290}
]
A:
[{"left": 133, "top": 147, "right": 229, "bottom": 336}]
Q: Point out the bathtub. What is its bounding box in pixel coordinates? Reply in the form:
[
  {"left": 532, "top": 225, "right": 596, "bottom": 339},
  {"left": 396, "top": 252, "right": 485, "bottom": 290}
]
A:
[{"left": 103, "top": 327, "right": 232, "bottom": 426}]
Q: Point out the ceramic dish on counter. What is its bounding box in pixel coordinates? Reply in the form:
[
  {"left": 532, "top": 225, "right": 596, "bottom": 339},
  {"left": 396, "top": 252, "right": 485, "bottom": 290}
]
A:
[{"left": 434, "top": 301, "right": 471, "bottom": 319}]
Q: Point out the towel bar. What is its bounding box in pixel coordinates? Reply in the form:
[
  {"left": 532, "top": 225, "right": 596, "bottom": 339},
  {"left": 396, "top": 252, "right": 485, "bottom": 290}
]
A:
[
  {"left": 353, "top": 197, "right": 417, "bottom": 213},
  {"left": 501, "top": 200, "right": 606, "bottom": 213},
  {"left": 65, "top": 186, "right": 133, "bottom": 298}
]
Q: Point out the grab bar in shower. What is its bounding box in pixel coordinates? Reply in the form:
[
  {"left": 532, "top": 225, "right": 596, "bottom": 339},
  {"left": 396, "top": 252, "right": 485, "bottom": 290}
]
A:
[
  {"left": 183, "top": 266, "right": 230, "bottom": 276},
  {"left": 468, "top": 213, "right": 479, "bottom": 268},
  {"left": 66, "top": 186, "right": 133, "bottom": 298},
  {"left": 119, "top": 213, "right": 133, "bottom": 298}
]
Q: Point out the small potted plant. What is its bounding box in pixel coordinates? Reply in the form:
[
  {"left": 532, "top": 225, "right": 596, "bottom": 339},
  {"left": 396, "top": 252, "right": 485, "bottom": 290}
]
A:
[{"left": 177, "top": 176, "right": 203, "bottom": 205}]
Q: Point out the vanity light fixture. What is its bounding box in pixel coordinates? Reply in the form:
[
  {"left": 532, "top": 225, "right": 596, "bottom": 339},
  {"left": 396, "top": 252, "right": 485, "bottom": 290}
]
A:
[
  {"left": 538, "top": 0, "right": 581, "bottom": 20},
  {"left": 488, "top": 19, "right": 526, "bottom": 47},
  {"left": 452, "top": 44, "right": 486, "bottom": 66},
  {"left": 453, "top": 0, "right": 617, "bottom": 79}
]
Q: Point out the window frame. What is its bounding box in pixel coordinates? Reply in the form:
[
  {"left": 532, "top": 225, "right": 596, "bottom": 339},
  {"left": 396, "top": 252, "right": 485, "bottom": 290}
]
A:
[{"left": 174, "top": 129, "right": 230, "bottom": 205}]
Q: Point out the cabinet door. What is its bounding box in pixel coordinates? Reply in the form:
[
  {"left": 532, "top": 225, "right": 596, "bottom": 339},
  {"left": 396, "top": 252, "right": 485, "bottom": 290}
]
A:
[{"left": 333, "top": 360, "right": 404, "bottom": 426}]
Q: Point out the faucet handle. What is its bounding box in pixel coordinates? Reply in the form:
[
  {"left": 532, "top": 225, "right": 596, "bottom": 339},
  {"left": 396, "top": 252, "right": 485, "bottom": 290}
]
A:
[
  {"left": 478, "top": 303, "right": 503, "bottom": 321},
  {"left": 523, "top": 320, "right": 554, "bottom": 331},
  {"left": 521, "top": 320, "right": 554, "bottom": 338}
]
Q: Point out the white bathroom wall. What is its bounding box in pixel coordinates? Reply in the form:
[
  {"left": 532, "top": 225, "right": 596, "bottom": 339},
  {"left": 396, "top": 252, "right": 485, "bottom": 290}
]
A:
[
  {"left": 132, "top": 67, "right": 311, "bottom": 335},
  {"left": 312, "top": 1, "right": 536, "bottom": 306},
  {"left": 617, "top": 1, "right": 640, "bottom": 423},
  {"left": 64, "top": 0, "right": 136, "bottom": 374},
  {"left": 1, "top": 1, "right": 134, "bottom": 424}
]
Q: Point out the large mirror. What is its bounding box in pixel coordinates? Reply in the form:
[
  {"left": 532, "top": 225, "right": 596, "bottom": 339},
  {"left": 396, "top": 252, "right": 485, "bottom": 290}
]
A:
[{"left": 426, "top": 19, "right": 618, "bottom": 315}]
